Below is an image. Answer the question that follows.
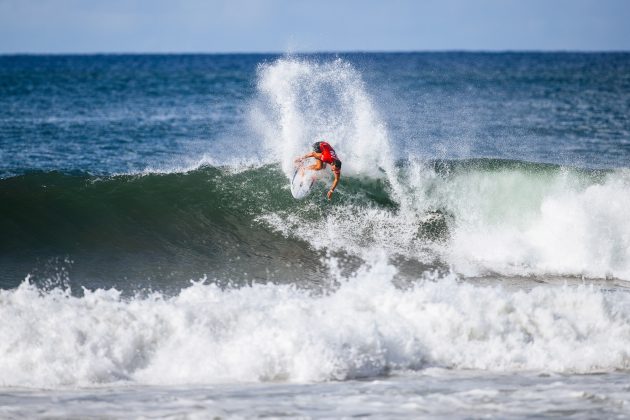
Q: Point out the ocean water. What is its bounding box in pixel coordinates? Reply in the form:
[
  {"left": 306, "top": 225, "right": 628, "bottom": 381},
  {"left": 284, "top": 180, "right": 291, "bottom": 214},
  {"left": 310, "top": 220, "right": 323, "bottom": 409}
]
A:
[{"left": 1, "top": 52, "right": 630, "bottom": 418}]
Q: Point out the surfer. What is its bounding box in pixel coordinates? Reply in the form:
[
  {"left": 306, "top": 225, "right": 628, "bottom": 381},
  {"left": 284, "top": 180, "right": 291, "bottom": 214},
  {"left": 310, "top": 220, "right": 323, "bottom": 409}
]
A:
[{"left": 295, "top": 141, "right": 342, "bottom": 200}]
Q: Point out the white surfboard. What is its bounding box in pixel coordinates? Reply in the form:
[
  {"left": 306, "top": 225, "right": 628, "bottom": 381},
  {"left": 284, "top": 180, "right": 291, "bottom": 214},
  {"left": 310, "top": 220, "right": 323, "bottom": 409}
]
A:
[{"left": 290, "top": 162, "right": 317, "bottom": 199}]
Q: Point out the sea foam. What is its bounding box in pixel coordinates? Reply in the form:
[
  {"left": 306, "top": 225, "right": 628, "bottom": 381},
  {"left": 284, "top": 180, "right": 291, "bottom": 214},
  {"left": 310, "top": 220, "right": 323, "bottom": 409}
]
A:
[{"left": 2, "top": 259, "right": 630, "bottom": 388}]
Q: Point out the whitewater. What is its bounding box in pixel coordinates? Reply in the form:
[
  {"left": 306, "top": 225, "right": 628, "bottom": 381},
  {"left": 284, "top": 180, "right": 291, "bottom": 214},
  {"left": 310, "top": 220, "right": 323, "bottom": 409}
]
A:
[{"left": 1, "top": 53, "right": 630, "bottom": 418}]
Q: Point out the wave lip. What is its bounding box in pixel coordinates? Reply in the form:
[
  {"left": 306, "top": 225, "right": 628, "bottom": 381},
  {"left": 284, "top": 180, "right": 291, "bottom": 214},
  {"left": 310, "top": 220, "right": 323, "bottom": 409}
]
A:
[{"left": 2, "top": 260, "right": 630, "bottom": 388}]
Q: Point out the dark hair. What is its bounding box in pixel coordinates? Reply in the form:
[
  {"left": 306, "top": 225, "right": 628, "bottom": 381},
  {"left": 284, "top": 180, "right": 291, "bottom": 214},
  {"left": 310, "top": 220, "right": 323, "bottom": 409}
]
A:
[
  {"left": 333, "top": 159, "right": 342, "bottom": 169},
  {"left": 312, "top": 142, "right": 322, "bottom": 153}
]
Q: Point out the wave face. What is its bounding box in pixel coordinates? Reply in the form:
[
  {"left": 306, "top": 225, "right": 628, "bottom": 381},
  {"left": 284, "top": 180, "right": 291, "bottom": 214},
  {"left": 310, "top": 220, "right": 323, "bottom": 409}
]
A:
[
  {"left": 1, "top": 159, "right": 629, "bottom": 291},
  {"left": 0, "top": 166, "right": 325, "bottom": 291}
]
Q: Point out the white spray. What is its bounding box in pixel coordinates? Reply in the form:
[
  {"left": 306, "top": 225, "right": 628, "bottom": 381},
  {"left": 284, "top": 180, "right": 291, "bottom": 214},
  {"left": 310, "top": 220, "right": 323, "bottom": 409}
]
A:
[{"left": 253, "top": 57, "right": 402, "bottom": 199}]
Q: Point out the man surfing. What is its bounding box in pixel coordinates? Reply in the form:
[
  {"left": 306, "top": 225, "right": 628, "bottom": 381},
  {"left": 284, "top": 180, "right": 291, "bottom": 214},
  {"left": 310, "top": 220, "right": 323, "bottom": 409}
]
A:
[{"left": 295, "top": 141, "right": 342, "bottom": 200}]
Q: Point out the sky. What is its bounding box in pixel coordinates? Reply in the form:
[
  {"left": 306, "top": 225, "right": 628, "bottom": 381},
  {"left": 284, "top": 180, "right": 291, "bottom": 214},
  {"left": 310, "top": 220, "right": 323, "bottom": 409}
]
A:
[{"left": 1, "top": 0, "right": 629, "bottom": 54}]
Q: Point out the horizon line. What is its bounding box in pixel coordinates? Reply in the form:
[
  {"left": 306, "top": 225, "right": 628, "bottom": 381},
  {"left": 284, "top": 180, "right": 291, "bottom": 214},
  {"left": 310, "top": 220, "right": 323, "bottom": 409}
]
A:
[{"left": 2, "top": 48, "right": 630, "bottom": 56}]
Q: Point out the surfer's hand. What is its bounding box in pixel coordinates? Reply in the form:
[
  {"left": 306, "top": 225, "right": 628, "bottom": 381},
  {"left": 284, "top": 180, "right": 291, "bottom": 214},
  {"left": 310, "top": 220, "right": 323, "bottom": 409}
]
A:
[{"left": 327, "top": 189, "right": 334, "bottom": 200}]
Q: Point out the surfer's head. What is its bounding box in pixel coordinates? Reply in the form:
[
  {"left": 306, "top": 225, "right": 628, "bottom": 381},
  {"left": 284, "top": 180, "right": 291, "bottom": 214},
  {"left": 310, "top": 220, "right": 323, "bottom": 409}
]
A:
[
  {"left": 312, "top": 142, "right": 322, "bottom": 153},
  {"left": 332, "top": 159, "right": 342, "bottom": 171}
]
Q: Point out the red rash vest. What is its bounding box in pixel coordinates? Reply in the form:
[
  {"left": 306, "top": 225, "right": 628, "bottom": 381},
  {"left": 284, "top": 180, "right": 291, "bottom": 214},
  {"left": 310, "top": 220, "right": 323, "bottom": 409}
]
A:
[{"left": 319, "top": 142, "right": 338, "bottom": 164}]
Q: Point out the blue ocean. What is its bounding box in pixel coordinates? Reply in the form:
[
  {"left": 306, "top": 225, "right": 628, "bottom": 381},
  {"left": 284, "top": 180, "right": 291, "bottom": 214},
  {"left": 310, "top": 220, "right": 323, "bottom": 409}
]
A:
[{"left": 1, "top": 53, "right": 630, "bottom": 418}]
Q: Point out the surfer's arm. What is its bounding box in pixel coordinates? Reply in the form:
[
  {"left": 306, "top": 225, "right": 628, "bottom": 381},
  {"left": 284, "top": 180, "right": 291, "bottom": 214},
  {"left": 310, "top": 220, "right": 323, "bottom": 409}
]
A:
[
  {"left": 327, "top": 171, "right": 340, "bottom": 200},
  {"left": 295, "top": 152, "right": 316, "bottom": 162}
]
